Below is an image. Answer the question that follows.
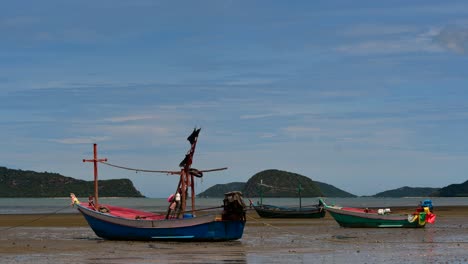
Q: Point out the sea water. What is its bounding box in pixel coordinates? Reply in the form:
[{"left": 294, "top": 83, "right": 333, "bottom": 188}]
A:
[{"left": 1, "top": 196, "right": 467, "bottom": 214}]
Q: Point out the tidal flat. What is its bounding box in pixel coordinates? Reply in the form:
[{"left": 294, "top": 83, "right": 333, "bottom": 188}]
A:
[{"left": 0, "top": 207, "right": 467, "bottom": 263}]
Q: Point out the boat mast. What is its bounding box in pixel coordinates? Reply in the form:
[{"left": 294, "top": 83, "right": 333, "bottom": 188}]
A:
[
  {"left": 177, "top": 128, "right": 200, "bottom": 218},
  {"left": 259, "top": 180, "right": 264, "bottom": 205},
  {"left": 83, "top": 143, "right": 108, "bottom": 209},
  {"left": 298, "top": 183, "right": 303, "bottom": 210}
]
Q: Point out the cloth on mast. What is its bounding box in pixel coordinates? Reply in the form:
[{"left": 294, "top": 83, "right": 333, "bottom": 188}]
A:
[{"left": 187, "top": 128, "right": 201, "bottom": 145}]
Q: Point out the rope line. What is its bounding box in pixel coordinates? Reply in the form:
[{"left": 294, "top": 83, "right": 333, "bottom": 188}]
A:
[
  {"left": 99, "top": 161, "right": 179, "bottom": 174},
  {"left": 188, "top": 205, "right": 224, "bottom": 212},
  {"left": 246, "top": 212, "right": 309, "bottom": 239},
  {"left": 246, "top": 214, "right": 283, "bottom": 231},
  {"left": 1, "top": 205, "right": 71, "bottom": 232}
]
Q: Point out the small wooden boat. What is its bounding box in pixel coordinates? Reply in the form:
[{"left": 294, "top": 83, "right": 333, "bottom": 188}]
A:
[
  {"left": 252, "top": 203, "right": 325, "bottom": 218},
  {"left": 71, "top": 129, "right": 246, "bottom": 241},
  {"left": 72, "top": 192, "right": 246, "bottom": 241},
  {"left": 251, "top": 181, "right": 326, "bottom": 218},
  {"left": 321, "top": 199, "right": 436, "bottom": 228}
]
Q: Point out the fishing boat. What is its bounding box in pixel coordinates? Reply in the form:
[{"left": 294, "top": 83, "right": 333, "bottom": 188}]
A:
[
  {"left": 70, "top": 128, "right": 246, "bottom": 241},
  {"left": 252, "top": 202, "right": 325, "bottom": 218},
  {"left": 321, "top": 199, "right": 436, "bottom": 228},
  {"left": 250, "top": 181, "right": 326, "bottom": 218}
]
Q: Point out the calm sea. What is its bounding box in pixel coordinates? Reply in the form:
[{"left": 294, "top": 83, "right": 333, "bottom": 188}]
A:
[{"left": 1, "top": 196, "right": 467, "bottom": 214}]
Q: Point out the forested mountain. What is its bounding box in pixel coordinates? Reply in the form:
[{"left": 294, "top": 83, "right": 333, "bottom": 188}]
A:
[
  {"left": 197, "top": 182, "right": 246, "bottom": 198},
  {"left": 314, "top": 181, "right": 356, "bottom": 198},
  {"left": 4, "top": 165, "right": 466, "bottom": 198},
  {"left": 372, "top": 186, "right": 440, "bottom": 197},
  {"left": 242, "top": 169, "right": 324, "bottom": 197},
  {"left": 431, "top": 180, "right": 468, "bottom": 197},
  {"left": 0, "top": 166, "right": 144, "bottom": 197},
  {"left": 197, "top": 169, "right": 356, "bottom": 198}
]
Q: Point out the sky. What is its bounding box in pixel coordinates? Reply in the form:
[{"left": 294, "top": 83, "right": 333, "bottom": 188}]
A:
[{"left": 1, "top": 1, "right": 468, "bottom": 198}]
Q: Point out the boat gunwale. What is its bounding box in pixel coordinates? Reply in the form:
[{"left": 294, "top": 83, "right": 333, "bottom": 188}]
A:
[
  {"left": 324, "top": 205, "right": 413, "bottom": 221},
  {"left": 76, "top": 203, "right": 220, "bottom": 229}
]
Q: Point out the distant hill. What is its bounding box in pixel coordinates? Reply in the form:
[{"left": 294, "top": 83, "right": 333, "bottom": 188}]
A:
[
  {"left": 197, "top": 182, "right": 246, "bottom": 198},
  {"left": 431, "top": 180, "right": 468, "bottom": 197},
  {"left": 373, "top": 186, "right": 440, "bottom": 197},
  {"left": 243, "top": 169, "right": 323, "bottom": 197},
  {"left": 314, "top": 181, "right": 356, "bottom": 198},
  {"left": 197, "top": 169, "right": 356, "bottom": 198},
  {"left": 0, "top": 166, "right": 144, "bottom": 197}
]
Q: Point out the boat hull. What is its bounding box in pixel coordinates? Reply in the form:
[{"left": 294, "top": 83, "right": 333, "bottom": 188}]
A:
[
  {"left": 77, "top": 205, "right": 245, "bottom": 241},
  {"left": 325, "top": 207, "right": 425, "bottom": 228},
  {"left": 253, "top": 204, "right": 326, "bottom": 218}
]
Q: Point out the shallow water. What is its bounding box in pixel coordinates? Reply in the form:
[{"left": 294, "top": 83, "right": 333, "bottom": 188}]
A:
[{"left": 1, "top": 197, "right": 468, "bottom": 214}]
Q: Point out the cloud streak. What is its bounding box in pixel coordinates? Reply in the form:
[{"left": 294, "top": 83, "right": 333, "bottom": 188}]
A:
[
  {"left": 336, "top": 29, "right": 444, "bottom": 55},
  {"left": 104, "top": 114, "right": 160, "bottom": 123},
  {"left": 433, "top": 26, "right": 468, "bottom": 54},
  {"left": 50, "top": 136, "right": 111, "bottom": 145}
]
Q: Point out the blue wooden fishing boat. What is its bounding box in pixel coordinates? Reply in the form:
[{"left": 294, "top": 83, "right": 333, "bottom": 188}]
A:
[{"left": 71, "top": 129, "right": 246, "bottom": 241}]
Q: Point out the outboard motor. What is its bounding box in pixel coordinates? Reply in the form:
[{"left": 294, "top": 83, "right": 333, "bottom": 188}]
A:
[{"left": 222, "top": 191, "right": 246, "bottom": 221}]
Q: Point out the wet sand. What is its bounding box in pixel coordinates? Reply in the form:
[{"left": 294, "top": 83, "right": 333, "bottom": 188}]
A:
[{"left": 0, "top": 206, "right": 467, "bottom": 263}]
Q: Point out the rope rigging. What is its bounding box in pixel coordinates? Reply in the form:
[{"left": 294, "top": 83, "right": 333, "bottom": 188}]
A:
[
  {"left": 1, "top": 205, "right": 71, "bottom": 232},
  {"left": 98, "top": 161, "right": 227, "bottom": 177},
  {"left": 99, "top": 161, "right": 180, "bottom": 174}
]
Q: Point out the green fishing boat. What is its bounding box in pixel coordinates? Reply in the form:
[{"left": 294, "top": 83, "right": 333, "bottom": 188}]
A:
[{"left": 321, "top": 199, "right": 436, "bottom": 228}]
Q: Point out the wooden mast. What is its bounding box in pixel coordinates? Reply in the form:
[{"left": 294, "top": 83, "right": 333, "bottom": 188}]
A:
[
  {"left": 190, "top": 173, "right": 195, "bottom": 215},
  {"left": 178, "top": 128, "right": 200, "bottom": 218},
  {"left": 83, "top": 143, "right": 107, "bottom": 209}
]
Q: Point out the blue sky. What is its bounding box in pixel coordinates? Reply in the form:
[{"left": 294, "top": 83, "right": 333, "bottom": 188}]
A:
[{"left": 1, "top": 1, "right": 468, "bottom": 197}]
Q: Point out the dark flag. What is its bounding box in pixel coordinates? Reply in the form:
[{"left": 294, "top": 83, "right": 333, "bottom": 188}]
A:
[
  {"left": 179, "top": 154, "right": 190, "bottom": 168},
  {"left": 187, "top": 128, "right": 201, "bottom": 145}
]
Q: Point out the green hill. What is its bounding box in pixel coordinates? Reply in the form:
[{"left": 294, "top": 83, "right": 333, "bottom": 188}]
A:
[
  {"left": 431, "top": 180, "right": 468, "bottom": 197},
  {"left": 243, "top": 169, "right": 323, "bottom": 197},
  {"left": 0, "top": 166, "right": 144, "bottom": 197},
  {"left": 197, "top": 182, "right": 246, "bottom": 198},
  {"left": 314, "top": 181, "right": 356, "bottom": 198},
  {"left": 373, "top": 186, "right": 440, "bottom": 197},
  {"left": 197, "top": 169, "right": 355, "bottom": 198}
]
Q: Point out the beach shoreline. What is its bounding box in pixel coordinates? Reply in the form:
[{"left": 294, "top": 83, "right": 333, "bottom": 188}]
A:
[
  {"left": 1, "top": 206, "right": 467, "bottom": 263},
  {"left": 0, "top": 205, "right": 466, "bottom": 227}
]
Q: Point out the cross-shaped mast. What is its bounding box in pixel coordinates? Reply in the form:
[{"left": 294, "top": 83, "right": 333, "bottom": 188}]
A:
[{"left": 83, "top": 143, "right": 107, "bottom": 209}]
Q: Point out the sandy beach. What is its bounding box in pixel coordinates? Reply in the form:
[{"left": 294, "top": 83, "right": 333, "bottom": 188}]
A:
[{"left": 1, "top": 206, "right": 467, "bottom": 264}]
